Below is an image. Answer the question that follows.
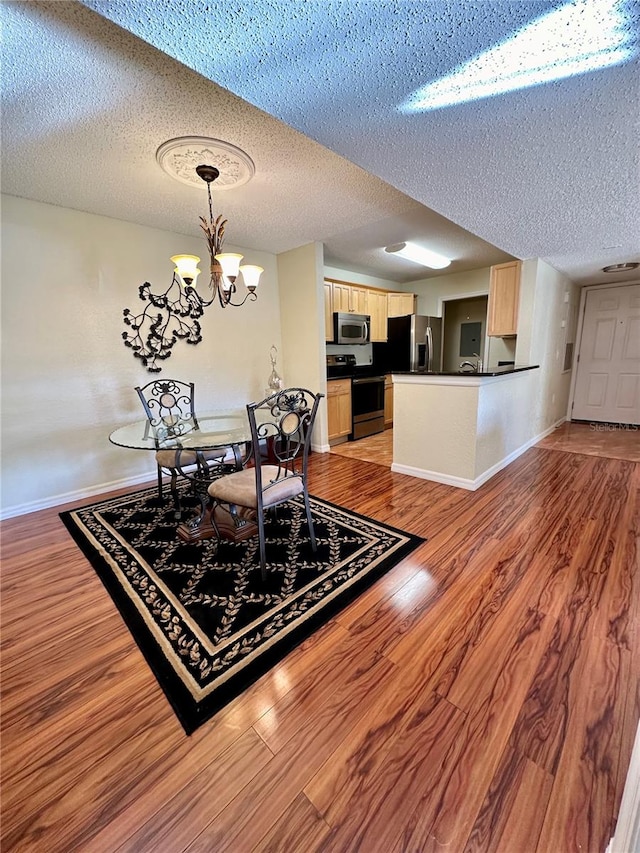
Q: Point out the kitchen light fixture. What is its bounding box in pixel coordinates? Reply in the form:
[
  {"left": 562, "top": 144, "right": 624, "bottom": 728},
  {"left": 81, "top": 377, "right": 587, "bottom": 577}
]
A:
[
  {"left": 122, "top": 139, "right": 263, "bottom": 372},
  {"left": 602, "top": 262, "right": 639, "bottom": 273},
  {"left": 385, "top": 241, "right": 451, "bottom": 270}
]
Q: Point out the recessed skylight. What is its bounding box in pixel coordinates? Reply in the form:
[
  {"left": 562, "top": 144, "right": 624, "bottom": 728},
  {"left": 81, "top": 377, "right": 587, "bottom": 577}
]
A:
[{"left": 400, "top": 0, "right": 637, "bottom": 112}]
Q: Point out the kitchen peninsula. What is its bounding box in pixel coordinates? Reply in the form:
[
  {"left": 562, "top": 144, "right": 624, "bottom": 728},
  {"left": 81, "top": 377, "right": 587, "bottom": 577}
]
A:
[{"left": 391, "top": 365, "right": 540, "bottom": 490}]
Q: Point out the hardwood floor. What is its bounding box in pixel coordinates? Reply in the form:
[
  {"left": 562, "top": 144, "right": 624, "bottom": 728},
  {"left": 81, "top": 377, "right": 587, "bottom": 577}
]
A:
[
  {"left": 330, "top": 428, "right": 394, "bottom": 467},
  {"left": 332, "top": 420, "right": 640, "bottom": 468},
  {"left": 1, "top": 442, "right": 639, "bottom": 852},
  {"left": 536, "top": 421, "right": 640, "bottom": 462}
]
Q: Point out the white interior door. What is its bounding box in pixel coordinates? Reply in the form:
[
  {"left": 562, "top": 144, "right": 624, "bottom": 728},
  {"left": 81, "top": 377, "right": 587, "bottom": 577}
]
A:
[{"left": 572, "top": 283, "right": 640, "bottom": 425}]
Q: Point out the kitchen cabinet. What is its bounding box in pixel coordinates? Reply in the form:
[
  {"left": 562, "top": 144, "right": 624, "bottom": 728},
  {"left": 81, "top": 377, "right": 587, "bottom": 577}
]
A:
[
  {"left": 324, "top": 282, "right": 333, "bottom": 342},
  {"left": 387, "top": 292, "right": 416, "bottom": 317},
  {"left": 488, "top": 261, "right": 521, "bottom": 336},
  {"left": 332, "top": 282, "right": 351, "bottom": 313},
  {"left": 384, "top": 374, "right": 393, "bottom": 428},
  {"left": 324, "top": 279, "right": 416, "bottom": 341},
  {"left": 331, "top": 281, "right": 368, "bottom": 314},
  {"left": 327, "top": 379, "right": 352, "bottom": 443},
  {"left": 368, "top": 290, "right": 388, "bottom": 342},
  {"left": 352, "top": 287, "right": 368, "bottom": 315}
]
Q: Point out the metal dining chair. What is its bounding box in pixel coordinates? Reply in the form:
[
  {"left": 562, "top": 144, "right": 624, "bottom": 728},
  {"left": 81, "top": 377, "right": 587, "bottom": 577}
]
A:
[
  {"left": 135, "top": 379, "right": 234, "bottom": 515},
  {"left": 207, "top": 387, "right": 323, "bottom": 580}
]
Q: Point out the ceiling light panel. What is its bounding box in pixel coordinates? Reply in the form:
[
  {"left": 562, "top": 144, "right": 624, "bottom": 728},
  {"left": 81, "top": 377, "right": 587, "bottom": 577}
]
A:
[{"left": 385, "top": 241, "right": 451, "bottom": 269}]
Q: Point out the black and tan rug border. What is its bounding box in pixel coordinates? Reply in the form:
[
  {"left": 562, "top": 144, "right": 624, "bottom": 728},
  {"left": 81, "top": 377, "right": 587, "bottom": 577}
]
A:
[{"left": 60, "top": 487, "right": 424, "bottom": 734}]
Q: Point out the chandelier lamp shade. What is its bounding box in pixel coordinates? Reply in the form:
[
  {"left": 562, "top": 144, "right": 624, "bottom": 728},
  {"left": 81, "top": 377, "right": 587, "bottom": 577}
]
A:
[{"left": 122, "top": 160, "right": 263, "bottom": 373}]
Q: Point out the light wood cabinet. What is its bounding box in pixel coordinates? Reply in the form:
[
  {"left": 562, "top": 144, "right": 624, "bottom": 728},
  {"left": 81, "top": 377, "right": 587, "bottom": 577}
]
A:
[
  {"left": 368, "top": 290, "right": 388, "bottom": 342},
  {"left": 324, "top": 279, "right": 416, "bottom": 342},
  {"left": 384, "top": 374, "right": 393, "bottom": 428},
  {"left": 327, "top": 379, "right": 352, "bottom": 442},
  {"left": 332, "top": 282, "right": 352, "bottom": 313},
  {"left": 331, "top": 281, "right": 368, "bottom": 314},
  {"left": 351, "top": 287, "right": 368, "bottom": 315},
  {"left": 488, "top": 261, "right": 521, "bottom": 336},
  {"left": 387, "top": 292, "right": 416, "bottom": 317},
  {"left": 324, "top": 282, "right": 333, "bottom": 342}
]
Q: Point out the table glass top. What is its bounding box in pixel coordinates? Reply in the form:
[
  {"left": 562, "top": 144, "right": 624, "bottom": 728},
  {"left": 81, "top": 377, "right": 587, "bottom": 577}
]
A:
[{"left": 109, "top": 410, "right": 252, "bottom": 451}]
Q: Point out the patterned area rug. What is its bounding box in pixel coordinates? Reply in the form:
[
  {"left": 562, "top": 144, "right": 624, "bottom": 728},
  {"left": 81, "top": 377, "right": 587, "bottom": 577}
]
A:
[{"left": 60, "top": 486, "right": 423, "bottom": 734}]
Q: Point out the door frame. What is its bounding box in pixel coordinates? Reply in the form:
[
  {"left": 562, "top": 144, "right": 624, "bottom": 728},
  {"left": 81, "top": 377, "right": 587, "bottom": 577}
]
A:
[
  {"left": 438, "top": 290, "right": 490, "bottom": 372},
  {"left": 567, "top": 279, "right": 640, "bottom": 422}
]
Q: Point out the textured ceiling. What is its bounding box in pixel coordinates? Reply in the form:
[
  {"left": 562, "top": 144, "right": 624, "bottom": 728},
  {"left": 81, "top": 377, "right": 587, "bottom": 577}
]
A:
[{"left": 2, "top": 0, "right": 639, "bottom": 286}]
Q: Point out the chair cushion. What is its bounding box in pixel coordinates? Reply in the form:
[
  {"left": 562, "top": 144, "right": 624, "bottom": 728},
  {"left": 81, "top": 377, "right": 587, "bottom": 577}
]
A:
[
  {"left": 155, "top": 447, "right": 238, "bottom": 469},
  {"left": 156, "top": 449, "right": 198, "bottom": 467},
  {"left": 207, "top": 465, "right": 303, "bottom": 509}
]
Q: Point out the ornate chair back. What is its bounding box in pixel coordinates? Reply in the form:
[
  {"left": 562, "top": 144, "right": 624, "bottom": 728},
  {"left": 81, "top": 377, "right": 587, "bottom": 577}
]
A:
[
  {"left": 134, "top": 379, "right": 199, "bottom": 509},
  {"left": 207, "top": 387, "right": 323, "bottom": 580},
  {"left": 249, "top": 387, "right": 322, "bottom": 507},
  {"left": 135, "top": 379, "right": 197, "bottom": 440}
]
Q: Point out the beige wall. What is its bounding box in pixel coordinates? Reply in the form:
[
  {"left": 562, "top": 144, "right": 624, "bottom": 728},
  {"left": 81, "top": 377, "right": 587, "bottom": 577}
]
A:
[
  {"left": 516, "top": 258, "right": 581, "bottom": 432},
  {"left": 391, "top": 258, "right": 580, "bottom": 489},
  {"left": 278, "top": 242, "right": 328, "bottom": 447},
  {"left": 410, "top": 267, "right": 492, "bottom": 316},
  {"left": 1, "top": 194, "right": 282, "bottom": 517},
  {"left": 323, "top": 265, "right": 398, "bottom": 290},
  {"left": 392, "top": 371, "right": 539, "bottom": 488}
]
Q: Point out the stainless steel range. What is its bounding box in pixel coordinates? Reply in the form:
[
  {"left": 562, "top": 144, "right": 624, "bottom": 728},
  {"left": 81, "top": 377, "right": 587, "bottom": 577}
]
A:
[{"left": 326, "top": 354, "right": 385, "bottom": 440}]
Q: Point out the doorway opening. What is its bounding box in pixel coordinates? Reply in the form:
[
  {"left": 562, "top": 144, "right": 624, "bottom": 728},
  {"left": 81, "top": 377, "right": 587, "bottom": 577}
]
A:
[{"left": 441, "top": 295, "right": 489, "bottom": 372}]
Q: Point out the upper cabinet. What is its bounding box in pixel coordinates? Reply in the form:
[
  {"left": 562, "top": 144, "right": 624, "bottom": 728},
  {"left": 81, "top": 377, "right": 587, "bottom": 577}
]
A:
[
  {"left": 332, "top": 281, "right": 368, "bottom": 314},
  {"left": 488, "top": 261, "right": 521, "bottom": 337},
  {"left": 324, "top": 279, "right": 416, "bottom": 342},
  {"left": 367, "top": 290, "right": 388, "bottom": 342},
  {"left": 387, "top": 292, "right": 417, "bottom": 318}
]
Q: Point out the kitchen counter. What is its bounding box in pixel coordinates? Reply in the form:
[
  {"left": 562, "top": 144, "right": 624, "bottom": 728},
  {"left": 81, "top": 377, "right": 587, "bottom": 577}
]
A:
[
  {"left": 391, "top": 365, "right": 541, "bottom": 490},
  {"left": 393, "top": 364, "right": 539, "bottom": 378}
]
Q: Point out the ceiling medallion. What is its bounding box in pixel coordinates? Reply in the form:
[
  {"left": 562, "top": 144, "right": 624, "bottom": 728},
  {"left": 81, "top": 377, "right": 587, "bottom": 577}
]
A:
[
  {"left": 156, "top": 136, "right": 255, "bottom": 190},
  {"left": 602, "top": 262, "right": 639, "bottom": 273}
]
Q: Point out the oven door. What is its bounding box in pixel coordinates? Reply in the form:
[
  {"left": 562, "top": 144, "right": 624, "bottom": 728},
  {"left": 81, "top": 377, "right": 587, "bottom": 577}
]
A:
[{"left": 351, "top": 376, "right": 385, "bottom": 439}]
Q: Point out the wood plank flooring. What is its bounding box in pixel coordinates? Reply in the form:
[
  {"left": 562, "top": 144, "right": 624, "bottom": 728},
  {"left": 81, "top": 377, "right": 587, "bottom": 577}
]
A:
[
  {"left": 329, "top": 428, "right": 394, "bottom": 467},
  {"left": 1, "top": 441, "right": 639, "bottom": 852},
  {"left": 536, "top": 421, "right": 640, "bottom": 462}
]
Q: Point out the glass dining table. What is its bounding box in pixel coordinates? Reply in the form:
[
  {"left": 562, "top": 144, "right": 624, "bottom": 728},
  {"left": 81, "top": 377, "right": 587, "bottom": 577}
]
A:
[{"left": 109, "top": 410, "right": 257, "bottom": 543}]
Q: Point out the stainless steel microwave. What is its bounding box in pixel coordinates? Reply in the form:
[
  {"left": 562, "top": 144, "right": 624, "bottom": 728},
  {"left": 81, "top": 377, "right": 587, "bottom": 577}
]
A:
[{"left": 333, "top": 312, "right": 370, "bottom": 345}]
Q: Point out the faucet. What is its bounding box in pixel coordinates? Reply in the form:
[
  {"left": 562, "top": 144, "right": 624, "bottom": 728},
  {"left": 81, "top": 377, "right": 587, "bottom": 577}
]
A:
[{"left": 459, "top": 354, "right": 483, "bottom": 373}]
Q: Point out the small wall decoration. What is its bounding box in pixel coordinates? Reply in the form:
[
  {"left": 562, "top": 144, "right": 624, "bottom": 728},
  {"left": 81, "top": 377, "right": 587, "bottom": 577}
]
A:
[{"left": 266, "top": 345, "right": 283, "bottom": 395}]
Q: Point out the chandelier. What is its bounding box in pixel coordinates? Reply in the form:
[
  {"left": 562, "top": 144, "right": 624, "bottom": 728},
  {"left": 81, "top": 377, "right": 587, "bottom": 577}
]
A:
[{"left": 123, "top": 152, "right": 263, "bottom": 373}]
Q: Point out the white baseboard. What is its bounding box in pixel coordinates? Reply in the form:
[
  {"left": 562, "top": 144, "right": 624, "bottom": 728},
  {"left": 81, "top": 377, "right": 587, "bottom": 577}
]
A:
[
  {"left": 0, "top": 420, "right": 564, "bottom": 520},
  {"left": 607, "top": 723, "right": 640, "bottom": 853},
  {"left": 390, "top": 463, "right": 478, "bottom": 490},
  {"left": 0, "top": 473, "right": 155, "bottom": 521},
  {"left": 391, "top": 418, "right": 565, "bottom": 492}
]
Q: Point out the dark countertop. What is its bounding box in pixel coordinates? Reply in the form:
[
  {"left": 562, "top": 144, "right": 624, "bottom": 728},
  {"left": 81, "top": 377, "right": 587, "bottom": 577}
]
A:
[
  {"left": 326, "top": 366, "right": 387, "bottom": 380},
  {"left": 392, "top": 364, "right": 540, "bottom": 377}
]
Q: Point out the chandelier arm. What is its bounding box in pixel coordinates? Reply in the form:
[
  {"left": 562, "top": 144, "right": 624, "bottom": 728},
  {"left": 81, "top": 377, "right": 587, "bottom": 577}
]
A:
[
  {"left": 187, "top": 285, "right": 215, "bottom": 310},
  {"left": 221, "top": 289, "right": 258, "bottom": 308}
]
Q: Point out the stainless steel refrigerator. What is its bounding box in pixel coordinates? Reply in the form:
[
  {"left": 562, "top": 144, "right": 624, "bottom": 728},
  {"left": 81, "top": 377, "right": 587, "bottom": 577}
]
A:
[{"left": 387, "top": 315, "right": 443, "bottom": 373}]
